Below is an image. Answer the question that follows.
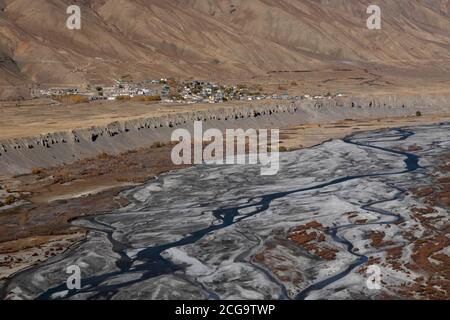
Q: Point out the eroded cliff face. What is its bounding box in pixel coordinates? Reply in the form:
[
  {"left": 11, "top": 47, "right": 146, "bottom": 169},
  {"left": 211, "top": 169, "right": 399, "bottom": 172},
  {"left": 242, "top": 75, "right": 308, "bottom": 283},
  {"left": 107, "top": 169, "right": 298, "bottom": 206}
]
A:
[{"left": 0, "top": 95, "right": 448, "bottom": 176}]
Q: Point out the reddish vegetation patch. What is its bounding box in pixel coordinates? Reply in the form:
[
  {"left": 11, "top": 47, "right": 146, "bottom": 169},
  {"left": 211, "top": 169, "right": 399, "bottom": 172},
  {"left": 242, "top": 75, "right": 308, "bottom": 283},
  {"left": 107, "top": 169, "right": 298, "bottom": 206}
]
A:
[
  {"left": 369, "top": 231, "right": 395, "bottom": 248},
  {"left": 345, "top": 211, "right": 359, "bottom": 219},
  {"left": 251, "top": 240, "right": 303, "bottom": 287},
  {"left": 251, "top": 221, "right": 340, "bottom": 289},
  {"left": 253, "top": 253, "right": 265, "bottom": 263},
  {"left": 370, "top": 231, "right": 386, "bottom": 248},
  {"left": 410, "top": 206, "right": 443, "bottom": 234},
  {"left": 410, "top": 154, "right": 450, "bottom": 209},
  {"left": 385, "top": 246, "right": 404, "bottom": 272},
  {"left": 366, "top": 230, "right": 404, "bottom": 272},
  {"left": 0, "top": 189, "right": 123, "bottom": 247},
  {"left": 412, "top": 187, "right": 434, "bottom": 198},
  {"left": 0, "top": 233, "right": 85, "bottom": 279},
  {"left": 288, "top": 221, "right": 338, "bottom": 261},
  {"left": 411, "top": 233, "right": 449, "bottom": 273},
  {"left": 392, "top": 153, "right": 450, "bottom": 299},
  {"left": 358, "top": 256, "right": 382, "bottom": 274},
  {"left": 0, "top": 144, "right": 187, "bottom": 245},
  {"left": 345, "top": 211, "right": 369, "bottom": 225}
]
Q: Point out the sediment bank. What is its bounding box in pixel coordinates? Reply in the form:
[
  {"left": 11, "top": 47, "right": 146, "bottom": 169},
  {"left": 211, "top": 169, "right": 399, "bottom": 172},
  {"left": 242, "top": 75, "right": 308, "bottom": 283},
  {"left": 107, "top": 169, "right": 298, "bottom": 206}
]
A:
[{"left": 0, "top": 95, "right": 449, "bottom": 176}]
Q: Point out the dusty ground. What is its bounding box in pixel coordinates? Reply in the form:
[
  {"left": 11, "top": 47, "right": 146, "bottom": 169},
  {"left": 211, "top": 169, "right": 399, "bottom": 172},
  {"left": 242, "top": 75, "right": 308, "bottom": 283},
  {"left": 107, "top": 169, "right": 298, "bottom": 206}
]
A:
[
  {"left": 0, "top": 143, "right": 189, "bottom": 279},
  {"left": 0, "top": 233, "right": 85, "bottom": 280},
  {"left": 398, "top": 154, "right": 450, "bottom": 299},
  {"left": 256, "top": 67, "right": 450, "bottom": 97},
  {"left": 0, "top": 113, "right": 449, "bottom": 281},
  {"left": 2, "top": 69, "right": 450, "bottom": 141},
  {"left": 353, "top": 152, "right": 450, "bottom": 300},
  {"left": 0, "top": 99, "right": 264, "bottom": 140},
  {"left": 279, "top": 113, "right": 450, "bottom": 150},
  {"left": 3, "top": 0, "right": 450, "bottom": 101}
]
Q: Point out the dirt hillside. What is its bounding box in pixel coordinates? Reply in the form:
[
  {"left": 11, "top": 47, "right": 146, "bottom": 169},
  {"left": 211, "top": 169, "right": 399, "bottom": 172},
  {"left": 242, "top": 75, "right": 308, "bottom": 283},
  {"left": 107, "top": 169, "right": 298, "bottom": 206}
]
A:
[{"left": 1, "top": 0, "right": 450, "bottom": 99}]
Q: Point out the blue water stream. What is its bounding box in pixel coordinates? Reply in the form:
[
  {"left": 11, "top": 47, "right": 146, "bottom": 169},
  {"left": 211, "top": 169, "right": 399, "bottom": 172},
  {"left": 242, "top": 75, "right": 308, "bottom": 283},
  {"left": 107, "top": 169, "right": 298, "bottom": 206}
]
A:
[{"left": 1, "top": 127, "right": 423, "bottom": 300}]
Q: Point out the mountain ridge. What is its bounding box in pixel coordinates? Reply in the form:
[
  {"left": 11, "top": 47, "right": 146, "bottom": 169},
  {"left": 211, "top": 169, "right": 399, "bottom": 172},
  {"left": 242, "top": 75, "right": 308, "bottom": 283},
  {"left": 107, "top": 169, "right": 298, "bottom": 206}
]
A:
[{"left": 1, "top": 0, "right": 450, "bottom": 99}]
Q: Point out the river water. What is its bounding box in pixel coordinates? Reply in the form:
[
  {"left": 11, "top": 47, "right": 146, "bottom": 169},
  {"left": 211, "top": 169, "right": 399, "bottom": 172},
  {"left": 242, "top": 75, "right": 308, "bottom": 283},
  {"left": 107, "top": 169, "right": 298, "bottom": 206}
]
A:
[{"left": 1, "top": 123, "right": 449, "bottom": 300}]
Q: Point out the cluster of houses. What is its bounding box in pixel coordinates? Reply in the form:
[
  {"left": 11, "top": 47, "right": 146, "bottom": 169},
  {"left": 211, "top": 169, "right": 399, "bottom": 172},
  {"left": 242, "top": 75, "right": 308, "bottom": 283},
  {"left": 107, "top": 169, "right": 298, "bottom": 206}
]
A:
[
  {"left": 101, "top": 80, "right": 163, "bottom": 101},
  {"left": 31, "top": 79, "right": 165, "bottom": 101},
  {"left": 31, "top": 87, "right": 80, "bottom": 97},
  {"left": 165, "top": 80, "right": 345, "bottom": 104},
  {"left": 31, "top": 79, "right": 345, "bottom": 104},
  {"left": 302, "top": 93, "right": 346, "bottom": 100},
  {"left": 170, "top": 80, "right": 260, "bottom": 104}
]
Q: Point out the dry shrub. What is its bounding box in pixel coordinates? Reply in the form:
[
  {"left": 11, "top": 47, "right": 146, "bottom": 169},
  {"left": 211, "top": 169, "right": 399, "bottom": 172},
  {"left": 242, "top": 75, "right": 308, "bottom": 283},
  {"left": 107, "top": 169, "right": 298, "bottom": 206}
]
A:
[
  {"left": 3, "top": 195, "right": 16, "bottom": 205},
  {"left": 53, "top": 95, "right": 89, "bottom": 104},
  {"left": 267, "top": 146, "right": 288, "bottom": 152},
  {"left": 151, "top": 141, "right": 165, "bottom": 148},
  {"left": 167, "top": 78, "right": 177, "bottom": 87},
  {"left": 132, "top": 95, "right": 161, "bottom": 102},
  {"left": 116, "top": 95, "right": 131, "bottom": 101},
  {"left": 97, "top": 152, "right": 110, "bottom": 160},
  {"left": 31, "top": 167, "right": 42, "bottom": 175},
  {"left": 53, "top": 169, "right": 73, "bottom": 184}
]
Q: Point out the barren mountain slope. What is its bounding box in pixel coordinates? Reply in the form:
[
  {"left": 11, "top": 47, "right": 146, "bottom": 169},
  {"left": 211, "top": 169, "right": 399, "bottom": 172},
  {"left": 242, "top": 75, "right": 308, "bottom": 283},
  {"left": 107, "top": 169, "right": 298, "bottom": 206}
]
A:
[{"left": 1, "top": 0, "right": 450, "bottom": 99}]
